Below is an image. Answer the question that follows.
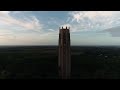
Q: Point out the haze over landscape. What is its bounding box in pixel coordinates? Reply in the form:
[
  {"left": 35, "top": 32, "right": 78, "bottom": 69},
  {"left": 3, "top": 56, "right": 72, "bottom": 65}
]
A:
[{"left": 1, "top": 11, "right": 120, "bottom": 46}]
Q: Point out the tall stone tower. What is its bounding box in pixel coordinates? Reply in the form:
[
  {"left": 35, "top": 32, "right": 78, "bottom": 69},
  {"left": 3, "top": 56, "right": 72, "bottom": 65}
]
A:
[{"left": 58, "top": 26, "right": 71, "bottom": 79}]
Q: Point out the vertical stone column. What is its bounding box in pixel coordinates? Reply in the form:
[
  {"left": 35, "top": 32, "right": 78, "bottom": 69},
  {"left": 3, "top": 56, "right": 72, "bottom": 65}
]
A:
[{"left": 58, "top": 27, "right": 71, "bottom": 79}]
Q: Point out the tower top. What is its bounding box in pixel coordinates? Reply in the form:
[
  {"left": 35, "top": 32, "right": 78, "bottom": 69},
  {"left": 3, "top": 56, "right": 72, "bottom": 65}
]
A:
[{"left": 59, "top": 26, "right": 70, "bottom": 30}]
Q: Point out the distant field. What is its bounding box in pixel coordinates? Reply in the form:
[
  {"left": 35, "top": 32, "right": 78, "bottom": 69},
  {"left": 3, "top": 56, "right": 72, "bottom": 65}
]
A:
[{"left": 0, "top": 46, "right": 120, "bottom": 79}]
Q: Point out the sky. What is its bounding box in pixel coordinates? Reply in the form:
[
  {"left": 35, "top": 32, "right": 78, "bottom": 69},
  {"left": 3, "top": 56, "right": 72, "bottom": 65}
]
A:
[{"left": 1, "top": 11, "right": 120, "bottom": 46}]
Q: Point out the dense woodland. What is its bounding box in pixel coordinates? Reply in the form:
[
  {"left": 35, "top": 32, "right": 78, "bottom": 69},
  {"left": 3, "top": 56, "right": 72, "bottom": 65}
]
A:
[{"left": 0, "top": 46, "right": 120, "bottom": 79}]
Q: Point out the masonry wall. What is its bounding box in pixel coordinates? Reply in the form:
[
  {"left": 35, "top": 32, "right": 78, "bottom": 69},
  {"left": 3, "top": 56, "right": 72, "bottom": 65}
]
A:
[{"left": 58, "top": 27, "right": 71, "bottom": 79}]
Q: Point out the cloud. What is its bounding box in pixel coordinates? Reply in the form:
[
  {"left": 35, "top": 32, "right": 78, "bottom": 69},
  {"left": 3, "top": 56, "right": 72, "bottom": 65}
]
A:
[
  {"left": 60, "top": 23, "right": 93, "bottom": 32},
  {"left": 0, "top": 34, "right": 15, "bottom": 40},
  {"left": 69, "top": 11, "right": 114, "bottom": 22},
  {"left": 99, "top": 26, "right": 120, "bottom": 37},
  {"left": 0, "top": 11, "right": 43, "bottom": 32},
  {"left": 48, "top": 29, "right": 55, "bottom": 32},
  {"left": 0, "top": 11, "right": 45, "bottom": 45},
  {"left": 0, "top": 28, "right": 16, "bottom": 39},
  {"left": 67, "top": 11, "right": 120, "bottom": 32},
  {"left": 0, "top": 11, "right": 61, "bottom": 45}
]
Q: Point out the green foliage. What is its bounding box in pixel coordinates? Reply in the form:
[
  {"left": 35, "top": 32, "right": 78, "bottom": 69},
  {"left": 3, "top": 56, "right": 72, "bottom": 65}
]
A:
[
  {"left": 0, "top": 70, "right": 10, "bottom": 79},
  {"left": 0, "top": 46, "right": 120, "bottom": 79}
]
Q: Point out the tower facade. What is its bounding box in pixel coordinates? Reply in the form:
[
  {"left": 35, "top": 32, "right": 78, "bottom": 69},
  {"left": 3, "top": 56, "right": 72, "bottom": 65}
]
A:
[{"left": 58, "top": 26, "right": 71, "bottom": 79}]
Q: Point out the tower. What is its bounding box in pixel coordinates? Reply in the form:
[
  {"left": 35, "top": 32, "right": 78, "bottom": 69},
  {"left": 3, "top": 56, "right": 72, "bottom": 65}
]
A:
[{"left": 58, "top": 26, "right": 71, "bottom": 79}]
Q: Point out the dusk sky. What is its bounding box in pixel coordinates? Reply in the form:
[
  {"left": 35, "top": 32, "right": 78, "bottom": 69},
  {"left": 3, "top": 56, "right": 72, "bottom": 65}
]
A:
[{"left": 1, "top": 11, "right": 120, "bottom": 46}]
